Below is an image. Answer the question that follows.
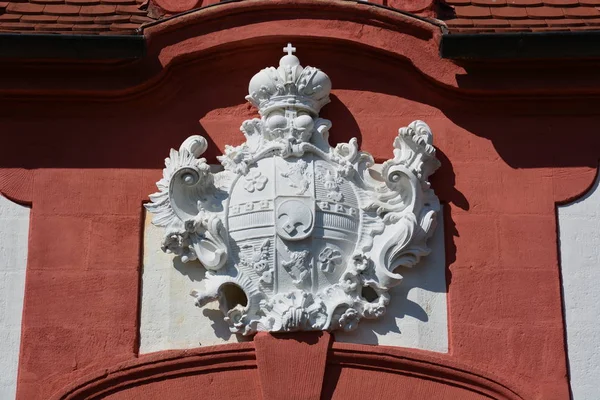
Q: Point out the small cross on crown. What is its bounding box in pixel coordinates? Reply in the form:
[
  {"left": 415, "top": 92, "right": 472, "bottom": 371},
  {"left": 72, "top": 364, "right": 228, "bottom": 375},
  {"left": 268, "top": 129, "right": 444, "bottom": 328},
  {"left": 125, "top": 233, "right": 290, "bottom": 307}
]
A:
[{"left": 283, "top": 43, "right": 296, "bottom": 56}]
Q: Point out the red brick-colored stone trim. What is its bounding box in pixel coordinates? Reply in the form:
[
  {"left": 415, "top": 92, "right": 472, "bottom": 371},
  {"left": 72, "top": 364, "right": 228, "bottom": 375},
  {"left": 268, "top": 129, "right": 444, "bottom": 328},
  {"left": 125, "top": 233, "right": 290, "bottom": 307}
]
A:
[
  {"left": 48, "top": 342, "right": 528, "bottom": 400},
  {"left": 255, "top": 332, "right": 331, "bottom": 400}
]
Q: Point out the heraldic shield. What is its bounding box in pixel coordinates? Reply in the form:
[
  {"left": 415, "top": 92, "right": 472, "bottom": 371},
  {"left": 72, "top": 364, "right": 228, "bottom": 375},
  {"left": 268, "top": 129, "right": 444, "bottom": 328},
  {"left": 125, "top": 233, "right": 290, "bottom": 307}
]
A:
[{"left": 146, "top": 44, "right": 441, "bottom": 335}]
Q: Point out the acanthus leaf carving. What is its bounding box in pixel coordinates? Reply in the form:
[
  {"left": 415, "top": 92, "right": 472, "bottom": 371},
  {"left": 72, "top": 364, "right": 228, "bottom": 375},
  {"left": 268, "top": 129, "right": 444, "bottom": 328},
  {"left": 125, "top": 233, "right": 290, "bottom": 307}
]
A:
[
  {"left": 146, "top": 44, "right": 441, "bottom": 335},
  {"left": 145, "top": 135, "right": 229, "bottom": 269}
]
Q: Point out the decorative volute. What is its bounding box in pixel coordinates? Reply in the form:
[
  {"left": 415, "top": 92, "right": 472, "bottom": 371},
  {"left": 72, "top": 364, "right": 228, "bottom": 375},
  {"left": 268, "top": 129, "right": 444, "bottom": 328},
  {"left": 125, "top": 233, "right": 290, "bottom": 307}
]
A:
[{"left": 146, "top": 44, "right": 441, "bottom": 335}]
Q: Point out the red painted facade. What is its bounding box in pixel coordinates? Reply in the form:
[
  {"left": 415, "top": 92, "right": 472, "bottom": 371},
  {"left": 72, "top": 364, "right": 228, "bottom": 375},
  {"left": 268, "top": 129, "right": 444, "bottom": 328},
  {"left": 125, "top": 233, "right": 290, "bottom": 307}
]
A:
[{"left": 1, "top": 1, "right": 599, "bottom": 399}]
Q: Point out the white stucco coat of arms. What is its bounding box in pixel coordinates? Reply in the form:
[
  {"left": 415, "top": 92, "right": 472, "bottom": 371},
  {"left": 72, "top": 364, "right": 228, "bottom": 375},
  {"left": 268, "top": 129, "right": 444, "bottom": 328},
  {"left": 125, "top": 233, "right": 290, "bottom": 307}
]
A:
[{"left": 146, "top": 44, "right": 441, "bottom": 335}]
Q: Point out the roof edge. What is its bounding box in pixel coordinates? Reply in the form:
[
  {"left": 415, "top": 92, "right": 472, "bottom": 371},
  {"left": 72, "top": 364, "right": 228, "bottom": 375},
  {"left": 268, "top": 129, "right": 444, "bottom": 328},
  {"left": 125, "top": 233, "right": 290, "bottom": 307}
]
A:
[
  {"left": 441, "top": 31, "right": 600, "bottom": 60},
  {"left": 141, "top": 0, "right": 447, "bottom": 33},
  {"left": 0, "top": 33, "right": 146, "bottom": 60}
]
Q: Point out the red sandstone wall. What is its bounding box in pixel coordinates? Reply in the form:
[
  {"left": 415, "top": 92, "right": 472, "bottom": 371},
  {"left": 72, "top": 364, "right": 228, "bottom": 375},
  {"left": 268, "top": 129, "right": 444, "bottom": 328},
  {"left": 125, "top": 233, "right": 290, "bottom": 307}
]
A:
[{"left": 0, "top": 2, "right": 599, "bottom": 399}]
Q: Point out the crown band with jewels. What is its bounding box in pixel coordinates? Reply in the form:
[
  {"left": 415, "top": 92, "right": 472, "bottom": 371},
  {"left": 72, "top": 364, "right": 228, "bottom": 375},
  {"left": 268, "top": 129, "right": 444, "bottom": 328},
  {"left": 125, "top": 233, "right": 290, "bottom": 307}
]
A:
[{"left": 245, "top": 43, "right": 332, "bottom": 116}]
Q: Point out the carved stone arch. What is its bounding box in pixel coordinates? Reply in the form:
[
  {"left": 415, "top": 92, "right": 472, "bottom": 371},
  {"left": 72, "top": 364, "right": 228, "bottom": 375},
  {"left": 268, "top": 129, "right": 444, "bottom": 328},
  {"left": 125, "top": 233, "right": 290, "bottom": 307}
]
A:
[{"left": 49, "top": 343, "right": 527, "bottom": 400}]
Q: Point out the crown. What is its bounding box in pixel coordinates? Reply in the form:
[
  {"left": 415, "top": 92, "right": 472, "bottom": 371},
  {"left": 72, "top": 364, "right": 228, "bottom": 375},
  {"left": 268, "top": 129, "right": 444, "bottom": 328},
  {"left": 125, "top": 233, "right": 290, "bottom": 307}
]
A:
[{"left": 246, "top": 43, "right": 332, "bottom": 116}]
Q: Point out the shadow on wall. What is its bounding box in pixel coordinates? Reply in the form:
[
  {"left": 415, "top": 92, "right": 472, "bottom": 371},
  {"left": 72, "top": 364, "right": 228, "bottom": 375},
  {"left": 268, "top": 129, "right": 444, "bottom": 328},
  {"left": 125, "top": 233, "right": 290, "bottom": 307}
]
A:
[
  {"left": 432, "top": 148, "right": 470, "bottom": 288},
  {"left": 334, "top": 202, "right": 448, "bottom": 349},
  {"left": 173, "top": 257, "right": 205, "bottom": 282},
  {"left": 322, "top": 94, "right": 363, "bottom": 151},
  {"left": 322, "top": 45, "right": 600, "bottom": 170},
  {"left": 0, "top": 45, "right": 367, "bottom": 170},
  {"left": 440, "top": 110, "right": 600, "bottom": 170},
  {"left": 0, "top": 41, "right": 599, "bottom": 171},
  {"left": 172, "top": 257, "right": 251, "bottom": 343}
]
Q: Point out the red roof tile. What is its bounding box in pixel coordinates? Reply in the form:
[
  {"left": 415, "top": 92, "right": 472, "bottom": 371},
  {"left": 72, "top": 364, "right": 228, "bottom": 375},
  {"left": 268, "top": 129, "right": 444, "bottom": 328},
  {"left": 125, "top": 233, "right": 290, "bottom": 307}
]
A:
[
  {"left": 545, "top": 16, "right": 587, "bottom": 24},
  {"left": 21, "top": 14, "right": 59, "bottom": 21},
  {"left": 543, "top": 0, "right": 578, "bottom": 6},
  {"left": 109, "top": 21, "right": 138, "bottom": 29},
  {"left": 115, "top": 4, "right": 146, "bottom": 15},
  {"left": 66, "top": 0, "right": 101, "bottom": 4},
  {"left": 101, "top": 0, "right": 137, "bottom": 4},
  {"left": 44, "top": 5, "right": 82, "bottom": 15},
  {"left": 72, "top": 22, "right": 109, "bottom": 30},
  {"left": 0, "top": 22, "right": 36, "bottom": 30},
  {"left": 34, "top": 22, "right": 72, "bottom": 30},
  {"left": 94, "top": 14, "right": 129, "bottom": 22},
  {"left": 6, "top": 3, "right": 44, "bottom": 14},
  {"left": 491, "top": 6, "right": 529, "bottom": 18},
  {"left": 80, "top": 5, "right": 116, "bottom": 15},
  {"left": 31, "top": 0, "right": 64, "bottom": 4},
  {"left": 0, "top": 13, "right": 20, "bottom": 21},
  {"left": 526, "top": 6, "right": 565, "bottom": 18},
  {"left": 564, "top": 6, "right": 600, "bottom": 16},
  {"left": 472, "top": 0, "right": 507, "bottom": 7},
  {"left": 530, "top": 25, "right": 570, "bottom": 29},
  {"left": 455, "top": 5, "right": 493, "bottom": 17},
  {"left": 445, "top": 17, "right": 475, "bottom": 25},
  {"left": 445, "top": 0, "right": 472, "bottom": 5},
  {"left": 567, "top": 24, "right": 600, "bottom": 28},
  {"left": 498, "top": 26, "right": 535, "bottom": 29},
  {"left": 453, "top": 27, "right": 497, "bottom": 31},
  {"left": 507, "top": 0, "right": 544, "bottom": 6},
  {"left": 474, "top": 17, "right": 512, "bottom": 24},
  {"left": 129, "top": 14, "right": 151, "bottom": 22},
  {"left": 58, "top": 15, "right": 95, "bottom": 23},
  {"left": 445, "top": 0, "right": 471, "bottom": 6},
  {"left": 0, "top": 0, "right": 152, "bottom": 34},
  {"left": 509, "top": 18, "right": 548, "bottom": 25},
  {"left": 443, "top": 0, "right": 600, "bottom": 32}
]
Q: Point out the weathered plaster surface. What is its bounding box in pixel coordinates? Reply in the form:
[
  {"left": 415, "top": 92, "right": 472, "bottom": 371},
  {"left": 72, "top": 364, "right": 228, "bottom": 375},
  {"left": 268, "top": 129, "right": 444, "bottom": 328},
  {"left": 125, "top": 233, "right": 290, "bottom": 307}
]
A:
[
  {"left": 558, "top": 169, "right": 600, "bottom": 400},
  {"left": 0, "top": 195, "right": 29, "bottom": 399},
  {"left": 140, "top": 206, "right": 447, "bottom": 353}
]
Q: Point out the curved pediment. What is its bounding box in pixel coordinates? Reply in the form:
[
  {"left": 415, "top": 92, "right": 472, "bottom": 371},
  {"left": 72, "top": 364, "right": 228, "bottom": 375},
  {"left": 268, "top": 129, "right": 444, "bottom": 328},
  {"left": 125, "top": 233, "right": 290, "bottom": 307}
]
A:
[
  {"left": 0, "top": 0, "right": 463, "bottom": 102},
  {"left": 142, "top": 0, "right": 450, "bottom": 83}
]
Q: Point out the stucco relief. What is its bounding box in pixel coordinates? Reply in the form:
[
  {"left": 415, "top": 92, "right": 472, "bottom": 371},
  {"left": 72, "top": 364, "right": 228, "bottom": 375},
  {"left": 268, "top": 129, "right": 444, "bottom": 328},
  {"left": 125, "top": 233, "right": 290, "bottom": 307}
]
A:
[{"left": 146, "top": 44, "right": 441, "bottom": 335}]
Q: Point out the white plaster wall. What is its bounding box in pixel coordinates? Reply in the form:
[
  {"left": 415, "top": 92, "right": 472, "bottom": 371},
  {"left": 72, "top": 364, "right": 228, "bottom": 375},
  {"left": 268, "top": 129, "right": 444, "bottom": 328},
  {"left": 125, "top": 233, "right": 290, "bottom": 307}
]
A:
[
  {"left": 140, "top": 213, "right": 246, "bottom": 353},
  {"left": 558, "top": 170, "right": 600, "bottom": 400},
  {"left": 140, "top": 209, "right": 447, "bottom": 354},
  {"left": 335, "top": 214, "right": 447, "bottom": 351},
  {"left": 0, "top": 195, "right": 30, "bottom": 399}
]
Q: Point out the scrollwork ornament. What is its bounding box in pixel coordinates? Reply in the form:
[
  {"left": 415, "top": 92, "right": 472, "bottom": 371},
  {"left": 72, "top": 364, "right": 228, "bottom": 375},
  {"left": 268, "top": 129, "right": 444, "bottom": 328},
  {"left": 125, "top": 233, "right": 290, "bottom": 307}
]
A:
[{"left": 146, "top": 44, "right": 440, "bottom": 335}]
